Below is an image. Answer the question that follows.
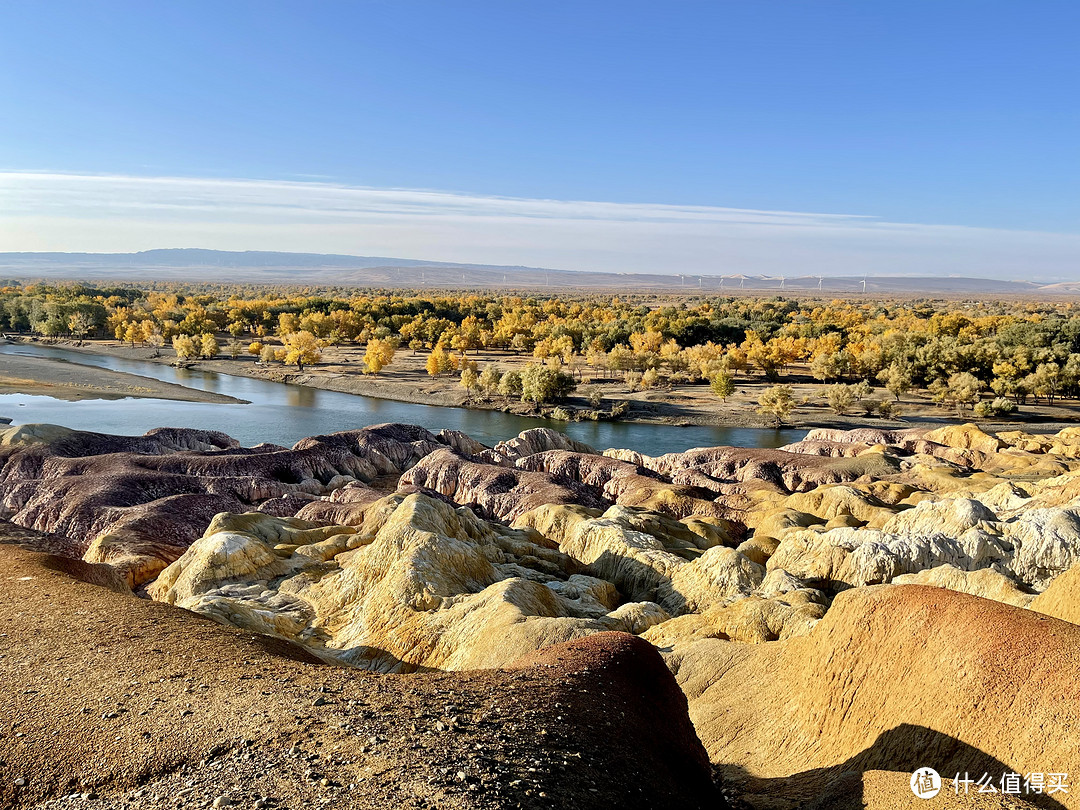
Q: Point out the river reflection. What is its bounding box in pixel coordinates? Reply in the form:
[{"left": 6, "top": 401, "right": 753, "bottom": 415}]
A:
[{"left": 0, "top": 343, "right": 805, "bottom": 453}]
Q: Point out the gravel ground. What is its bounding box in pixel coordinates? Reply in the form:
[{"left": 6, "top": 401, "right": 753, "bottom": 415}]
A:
[{"left": 0, "top": 532, "right": 725, "bottom": 810}]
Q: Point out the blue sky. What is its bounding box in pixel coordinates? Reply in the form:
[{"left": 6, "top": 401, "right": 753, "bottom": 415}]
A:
[{"left": 1, "top": 2, "right": 1078, "bottom": 277}]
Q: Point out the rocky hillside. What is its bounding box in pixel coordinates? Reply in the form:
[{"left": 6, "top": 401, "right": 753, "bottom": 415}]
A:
[{"left": 4, "top": 419, "right": 1080, "bottom": 807}]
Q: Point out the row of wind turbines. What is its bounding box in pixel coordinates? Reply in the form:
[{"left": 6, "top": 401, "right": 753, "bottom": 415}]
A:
[{"left": 417, "top": 269, "right": 870, "bottom": 292}]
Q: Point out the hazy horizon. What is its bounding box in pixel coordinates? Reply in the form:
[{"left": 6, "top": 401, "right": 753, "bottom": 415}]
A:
[{"left": 3, "top": 172, "right": 1079, "bottom": 282}]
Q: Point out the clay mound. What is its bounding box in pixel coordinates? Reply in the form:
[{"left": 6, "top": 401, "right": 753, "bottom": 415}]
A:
[
  {"left": 514, "top": 503, "right": 752, "bottom": 615},
  {"left": 400, "top": 447, "right": 607, "bottom": 523},
  {"left": 671, "top": 585, "right": 1080, "bottom": 810},
  {"left": 147, "top": 494, "right": 667, "bottom": 671},
  {"left": 515, "top": 449, "right": 739, "bottom": 523},
  {"left": 925, "top": 423, "right": 1006, "bottom": 455},
  {"left": 801, "top": 427, "right": 924, "bottom": 445},
  {"left": 0, "top": 423, "right": 238, "bottom": 454},
  {"left": 777, "top": 439, "right": 879, "bottom": 457},
  {"left": 0, "top": 516, "right": 86, "bottom": 558},
  {"left": 892, "top": 564, "right": 1035, "bottom": 608},
  {"left": 0, "top": 423, "right": 465, "bottom": 585},
  {"left": 479, "top": 427, "right": 598, "bottom": 465},
  {"left": 638, "top": 446, "right": 901, "bottom": 493},
  {"left": 0, "top": 538, "right": 722, "bottom": 810},
  {"left": 1030, "top": 561, "right": 1080, "bottom": 624}
]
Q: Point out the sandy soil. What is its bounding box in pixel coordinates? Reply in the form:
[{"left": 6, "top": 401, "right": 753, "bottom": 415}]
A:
[
  {"left": 0, "top": 353, "right": 245, "bottom": 404},
  {"left": 0, "top": 525, "right": 723, "bottom": 810},
  {"left": 20, "top": 337, "right": 1080, "bottom": 433}
]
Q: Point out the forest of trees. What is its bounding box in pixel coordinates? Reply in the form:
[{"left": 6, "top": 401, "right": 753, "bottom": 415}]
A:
[{"left": 5, "top": 281, "right": 1080, "bottom": 413}]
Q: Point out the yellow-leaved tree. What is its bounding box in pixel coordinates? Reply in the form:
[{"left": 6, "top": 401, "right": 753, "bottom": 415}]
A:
[
  {"left": 282, "top": 330, "right": 321, "bottom": 371},
  {"left": 363, "top": 338, "right": 396, "bottom": 375}
]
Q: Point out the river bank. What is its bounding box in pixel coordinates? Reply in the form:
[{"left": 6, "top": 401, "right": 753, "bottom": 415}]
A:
[
  {"left": 0, "top": 351, "right": 246, "bottom": 404},
  {"left": 10, "top": 336, "right": 1080, "bottom": 434}
]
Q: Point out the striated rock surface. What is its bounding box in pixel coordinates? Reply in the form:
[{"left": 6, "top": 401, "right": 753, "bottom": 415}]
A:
[
  {"left": 0, "top": 423, "right": 468, "bottom": 585},
  {"left": 12, "top": 415, "right": 1080, "bottom": 807},
  {"left": 399, "top": 447, "right": 607, "bottom": 523},
  {"left": 479, "top": 427, "right": 598, "bottom": 465},
  {"left": 149, "top": 493, "right": 663, "bottom": 671},
  {"left": 515, "top": 449, "right": 741, "bottom": 524},
  {"left": 514, "top": 502, "right": 753, "bottom": 615}
]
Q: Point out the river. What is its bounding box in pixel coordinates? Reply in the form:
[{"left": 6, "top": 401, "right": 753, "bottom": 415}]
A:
[{"left": 0, "top": 343, "right": 803, "bottom": 454}]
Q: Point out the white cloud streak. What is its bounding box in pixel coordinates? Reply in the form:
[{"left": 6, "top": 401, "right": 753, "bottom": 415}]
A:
[{"left": 1, "top": 171, "right": 1077, "bottom": 279}]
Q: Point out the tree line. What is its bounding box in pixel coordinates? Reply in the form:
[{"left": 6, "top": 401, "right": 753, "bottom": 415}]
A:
[{"left": 6, "top": 281, "right": 1080, "bottom": 411}]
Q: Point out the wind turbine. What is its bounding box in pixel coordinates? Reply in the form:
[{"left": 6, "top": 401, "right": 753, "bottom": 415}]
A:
[
  {"left": 861, "top": 275, "right": 867, "bottom": 294},
  {"left": 817, "top": 275, "right": 824, "bottom": 291},
  {"left": 719, "top": 276, "right": 725, "bottom": 289},
  {"left": 779, "top": 275, "right": 786, "bottom": 290}
]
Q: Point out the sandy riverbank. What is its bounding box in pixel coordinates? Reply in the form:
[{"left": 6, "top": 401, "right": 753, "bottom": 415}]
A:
[
  {"left": 0, "top": 352, "right": 247, "bottom": 404},
  {"left": 15, "top": 336, "right": 1080, "bottom": 434}
]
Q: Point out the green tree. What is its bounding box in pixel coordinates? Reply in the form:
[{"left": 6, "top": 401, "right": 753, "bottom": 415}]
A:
[
  {"left": 936, "top": 371, "right": 982, "bottom": 415},
  {"left": 478, "top": 365, "right": 503, "bottom": 398},
  {"left": 459, "top": 366, "right": 480, "bottom": 398},
  {"left": 68, "top": 311, "right": 96, "bottom": 342},
  {"left": 498, "top": 369, "right": 523, "bottom": 399},
  {"left": 709, "top": 372, "right": 735, "bottom": 402},
  {"left": 521, "top": 363, "right": 576, "bottom": 405},
  {"left": 877, "top": 363, "right": 912, "bottom": 402},
  {"left": 757, "top": 384, "right": 795, "bottom": 427}
]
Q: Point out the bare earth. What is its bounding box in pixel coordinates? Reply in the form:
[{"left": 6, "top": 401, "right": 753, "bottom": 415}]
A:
[
  {"left": 0, "top": 527, "right": 721, "bottom": 810},
  {"left": 0, "top": 354, "right": 245, "bottom": 404}
]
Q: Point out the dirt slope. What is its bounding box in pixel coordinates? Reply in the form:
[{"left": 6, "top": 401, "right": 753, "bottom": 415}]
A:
[
  {"left": 671, "top": 584, "right": 1080, "bottom": 809},
  {"left": 0, "top": 530, "right": 722, "bottom": 810}
]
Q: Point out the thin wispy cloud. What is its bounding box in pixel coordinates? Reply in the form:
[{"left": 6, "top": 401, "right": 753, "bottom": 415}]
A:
[{"left": 1, "top": 171, "right": 1077, "bottom": 279}]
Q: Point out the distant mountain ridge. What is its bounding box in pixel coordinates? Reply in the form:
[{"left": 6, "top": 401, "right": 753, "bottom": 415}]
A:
[
  {"left": 0, "top": 248, "right": 525, "bottom": 270},
  {"left": 0, "top": 249, "right": 1051, "bottom": 294}
]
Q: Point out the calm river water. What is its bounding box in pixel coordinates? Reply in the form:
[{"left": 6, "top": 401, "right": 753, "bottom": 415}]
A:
[{"left": 0, "top": 343, "right": 803, "bottom": 454}]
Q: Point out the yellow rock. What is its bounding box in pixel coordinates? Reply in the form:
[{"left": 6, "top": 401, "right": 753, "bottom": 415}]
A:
[{"left": 924, "top": 423, "right": 1004, "bottom": 455}]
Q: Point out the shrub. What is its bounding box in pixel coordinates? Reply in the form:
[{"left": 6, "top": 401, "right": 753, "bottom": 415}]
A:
[
  {"left": 974, "top": 397, "right": 1017, "bottom": 417},
  {"left": 641, "top": 368, "right": 661, "bottom": 389},
  {"left": 825, "top": 383, "right": 855, "bottom": 415},
  {"left": 579, "top": 384, "right": 604, "bottom": 408},
  {"left": 877, "top": 400, "right": 902, "bottom": 418},
  {"left": 521, "top": 363, "right": 576, "bottom": 404},
  {"left": 991, "top": 396, "right": 1017, "bottom": 415}
]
